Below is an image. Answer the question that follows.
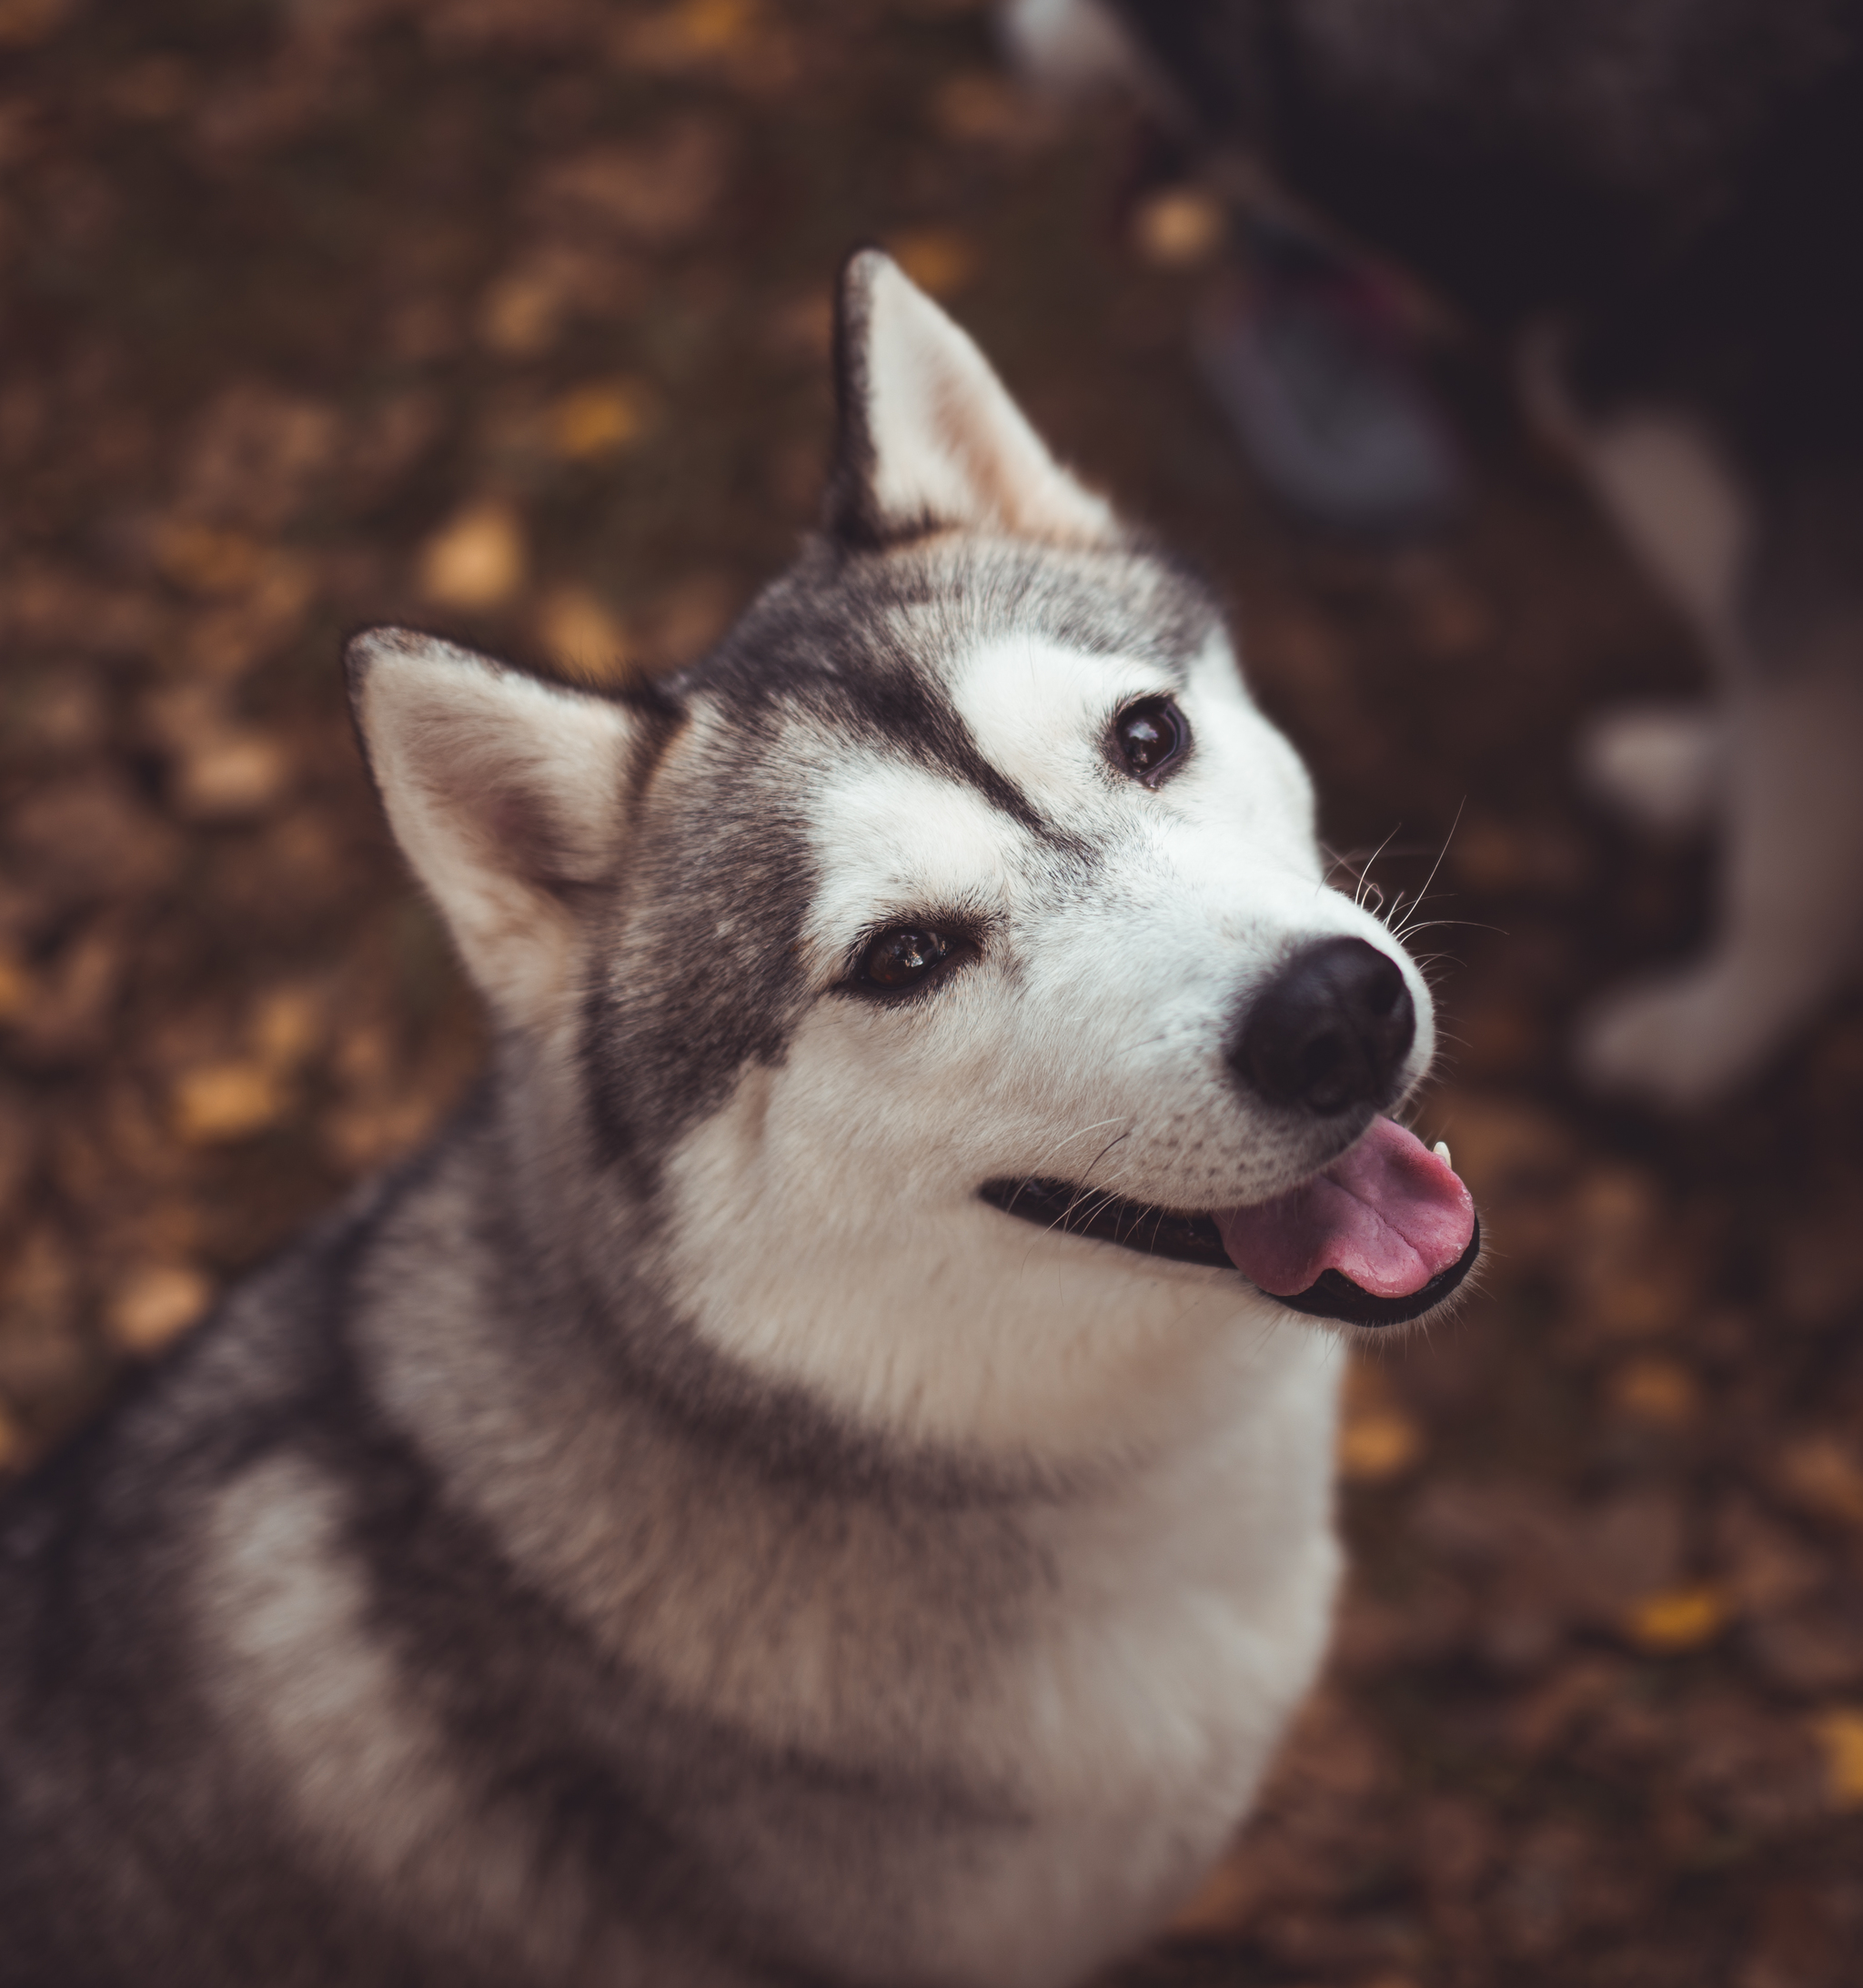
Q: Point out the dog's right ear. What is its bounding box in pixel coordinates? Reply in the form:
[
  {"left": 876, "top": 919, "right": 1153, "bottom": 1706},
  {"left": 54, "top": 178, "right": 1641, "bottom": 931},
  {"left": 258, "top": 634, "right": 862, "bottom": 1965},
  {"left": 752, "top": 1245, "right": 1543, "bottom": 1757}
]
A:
[
  {"left": 346, "top": 628, "right": 641, "bottom": 1027},
  {"left": 825, "top": 247, "right": 1118, "bottom": 550}
]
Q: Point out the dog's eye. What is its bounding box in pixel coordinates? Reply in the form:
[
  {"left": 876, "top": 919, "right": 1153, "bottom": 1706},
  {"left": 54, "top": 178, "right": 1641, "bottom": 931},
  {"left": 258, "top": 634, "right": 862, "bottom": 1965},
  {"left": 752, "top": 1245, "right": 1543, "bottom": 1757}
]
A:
[
  {"left": 858, "top": 926, "right": 952, "bottom": 992},
  {"left": 1113, "top": 698, "right": 1188, "bottom": 783}
]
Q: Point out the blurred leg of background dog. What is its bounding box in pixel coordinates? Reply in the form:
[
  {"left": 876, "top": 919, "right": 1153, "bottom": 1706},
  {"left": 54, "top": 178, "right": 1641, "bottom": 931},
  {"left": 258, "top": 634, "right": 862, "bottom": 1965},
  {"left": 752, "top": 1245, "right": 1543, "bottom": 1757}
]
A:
[
  {"left": 1578, "top": 660, "right": 1863, "bottom": 1105},
  {"left": 1549, "top": 397, "right": 1863, "bottom": 1100},
  {"left": 1519, "top": 364, "right": 1741, "bottom": 841}
]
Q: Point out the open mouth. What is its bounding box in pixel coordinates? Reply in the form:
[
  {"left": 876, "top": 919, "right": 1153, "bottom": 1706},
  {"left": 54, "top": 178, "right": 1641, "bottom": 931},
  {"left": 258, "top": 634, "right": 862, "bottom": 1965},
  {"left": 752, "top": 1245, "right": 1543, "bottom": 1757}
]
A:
[{"left": 979, "top": 1115, "right": 1478, "bottom": 1328}]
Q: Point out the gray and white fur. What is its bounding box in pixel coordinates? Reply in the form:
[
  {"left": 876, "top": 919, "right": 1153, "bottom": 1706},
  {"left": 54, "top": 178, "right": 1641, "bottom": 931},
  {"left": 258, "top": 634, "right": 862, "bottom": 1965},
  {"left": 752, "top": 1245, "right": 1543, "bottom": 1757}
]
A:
[{"left": 0, "top": 253, "right": 1454, "bottom": 1987}]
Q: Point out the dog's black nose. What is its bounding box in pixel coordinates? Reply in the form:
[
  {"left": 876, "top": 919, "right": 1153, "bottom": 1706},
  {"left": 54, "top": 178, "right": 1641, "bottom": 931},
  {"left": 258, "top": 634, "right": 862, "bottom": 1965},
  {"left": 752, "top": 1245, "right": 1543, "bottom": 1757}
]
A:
[{"left": 1234, "top": 937, "right": 1415, "bottom": 1115}]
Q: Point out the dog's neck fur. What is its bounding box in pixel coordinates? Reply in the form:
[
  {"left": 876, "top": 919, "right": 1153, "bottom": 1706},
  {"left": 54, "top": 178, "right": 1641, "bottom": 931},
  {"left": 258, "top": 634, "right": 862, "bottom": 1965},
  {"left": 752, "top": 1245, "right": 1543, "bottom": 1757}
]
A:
[{"left": 333, "top": 1076, "right": 1341, "bottom": 1983}]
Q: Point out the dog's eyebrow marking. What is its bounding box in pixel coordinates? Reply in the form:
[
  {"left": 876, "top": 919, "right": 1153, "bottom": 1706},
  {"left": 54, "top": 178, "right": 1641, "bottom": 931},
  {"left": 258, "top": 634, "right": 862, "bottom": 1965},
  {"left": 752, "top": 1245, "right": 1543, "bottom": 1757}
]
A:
[
  {"left": 831, "top": 660, "right": 1057, "bottom": 840},
  {"left": 947, "top": 633, "right": 1173, "bottom": 822}
]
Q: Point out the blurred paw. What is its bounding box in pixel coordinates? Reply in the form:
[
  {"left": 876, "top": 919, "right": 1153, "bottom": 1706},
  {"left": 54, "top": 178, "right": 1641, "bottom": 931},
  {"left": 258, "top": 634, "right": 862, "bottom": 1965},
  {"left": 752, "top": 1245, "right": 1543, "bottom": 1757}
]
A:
[
  {"left": 1575, "top": 965, "right": 1778, "bottom": 1109},
  {"left": 1576, "top": 702, "right": 1722, "bottom": 838}
]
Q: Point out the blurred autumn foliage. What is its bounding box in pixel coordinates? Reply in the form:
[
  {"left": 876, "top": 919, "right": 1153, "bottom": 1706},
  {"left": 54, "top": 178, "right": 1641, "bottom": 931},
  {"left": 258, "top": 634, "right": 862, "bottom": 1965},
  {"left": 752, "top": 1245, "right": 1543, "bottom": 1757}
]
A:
[{"left": 4, "top": 2, "right": 1863, "bottom": 1983}]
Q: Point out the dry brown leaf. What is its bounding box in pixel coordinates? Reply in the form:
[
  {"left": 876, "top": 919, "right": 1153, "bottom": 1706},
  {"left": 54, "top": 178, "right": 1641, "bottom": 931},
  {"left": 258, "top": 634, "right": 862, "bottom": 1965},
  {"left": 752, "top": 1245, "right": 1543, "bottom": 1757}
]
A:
[
  {"left": 251, "top": 984, "right": 326, "bottom": 1074},
  {"left": 932, "top": 72, "right": 1052, "bottom": 148},
  {"left": 0, "top": 952, "right": 34, "bottom": 1025},
  {"left": 533, "top": 121, "right": 730, "bottom": 247},
  {"left": 108, "top": 1264, "right": 213, "bottom": 1356},
  {"left": 419, "top": 500, "right": 527, "bottom": 611},
  {"left": 1624, "top": 1584, "right": 1730, "bottom": 1654},
  {"left": 10, "top": 776, "right": 180, "bottom": 904},
  {"left": 172, "top": 1061, "right": 287, "bottom": 1145},
  {"left": 614, "top": 0, "right": 758, "bottom": 69},
  {"left": 549, "top": 379, "right": 650, "bottom": 460},
  {"left": 538, "top": 588, "right": 632, "bottom": 683},
  {"left": 890, "top": 227, "right": 979, "bottom": 298},
  {"left": 1605, "top": 1355, "right": 1699, "bottom": 1426},
  {"left": 157, "top": 521, "right": 267, "bottom": 597},
  {"left": 1809, "top": 1708, "right": 1863, "bottom": 1810},
  {"left": 174, "top": 382, "right": 340, "bottom": 530},
  {"left": 1133, "top": 187, "right": 1227, "bottom": 269},
  {"left": 1340, "top": 1408, "right": 1425, "bottom": 1483},
  {"left": 173, "top": 732, "right": 294, "bottom": 822},
  {"left": 1778, "top": 1435, "right": 1863, "bottom": 1529}
]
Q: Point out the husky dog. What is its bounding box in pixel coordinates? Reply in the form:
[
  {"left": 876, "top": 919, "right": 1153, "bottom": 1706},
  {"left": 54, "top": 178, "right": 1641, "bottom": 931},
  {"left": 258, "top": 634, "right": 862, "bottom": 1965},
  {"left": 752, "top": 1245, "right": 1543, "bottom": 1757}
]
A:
[
  {"left": 1007, "top": 0, "right": 1863, "bottom": 1107},
  {"left": 0, "top": 253, "right": 1475, "bottom": 1988}
]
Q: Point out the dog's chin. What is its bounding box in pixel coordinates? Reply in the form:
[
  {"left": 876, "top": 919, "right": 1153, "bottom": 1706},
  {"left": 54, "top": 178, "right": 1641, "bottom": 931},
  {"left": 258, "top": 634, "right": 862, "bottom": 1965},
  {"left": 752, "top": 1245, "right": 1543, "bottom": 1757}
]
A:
[{"left": 976, "top": 1176, "right": 1481, "bottom": 1329}]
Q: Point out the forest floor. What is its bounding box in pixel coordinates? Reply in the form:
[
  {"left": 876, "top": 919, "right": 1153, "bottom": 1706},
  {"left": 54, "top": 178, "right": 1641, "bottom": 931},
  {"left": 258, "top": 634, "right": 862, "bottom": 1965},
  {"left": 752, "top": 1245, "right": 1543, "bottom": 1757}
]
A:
[{"left": 5, "top": 2, "right": 1863, "bottom": 1983}]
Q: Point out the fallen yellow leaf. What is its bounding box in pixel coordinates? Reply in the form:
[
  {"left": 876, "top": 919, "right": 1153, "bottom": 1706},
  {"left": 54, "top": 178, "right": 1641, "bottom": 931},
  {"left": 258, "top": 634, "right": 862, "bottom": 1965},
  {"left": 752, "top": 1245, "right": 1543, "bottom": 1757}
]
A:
[
  {"left": 551, "top": 381, "right": 650, "bottom": 460},
  {"left": 1779, "top": 1435, "right": 1863, "bottom": 1527},
  {"left": 1594, "top": 1271, "right": 1690, "bottom": 1339},
  {"left": 1339, "top": 1408, "right": 1425, "bottom": 1484},
  {"left": 891, "top": 227, "right": 978, "bottom": 299},
  {"left": 0, "top": 951, "right": 35, "bottom": 1024},
  {"left": 1625, "top": 1583, "right": 1729, "bottom": 1654},
  {"left": 109, "top": 1265, "right": 213, "bottom": 1356},
  {"left": 1606, "top": 1356, "right": 1699, "bottom": 1427},
  {"left": 174, "top": 732, "right": 292, "bottom": 822},
  {"left": 1133, "top": 187, "right": 1227, "bottom": 269},
  {"left": 157, "top": 521, "right": 266, "bottom": 597},
  {"left": 173, "top": 1061, "right": 285, "bottom": 1145},
  {"left": 419, "top": 500, "right": 527, "bottom": 611},
  {"left": 932, "top": 73, "right": 1023, "bottom": 146},
  {"left": 479, "top": 271, "right": 560, "bottom": 357},
  {"left": 251, "top": 984, "right": 324, "bottom": 1074},
  {"left": 1811, "top": 1708, "right": 1863, "bottom": 1811},
  {"left": 617, "top": 0, "right": 758, "bottom": 66},
  {"left": 539, "top": 587, "right": 632, "bottom": 684}
]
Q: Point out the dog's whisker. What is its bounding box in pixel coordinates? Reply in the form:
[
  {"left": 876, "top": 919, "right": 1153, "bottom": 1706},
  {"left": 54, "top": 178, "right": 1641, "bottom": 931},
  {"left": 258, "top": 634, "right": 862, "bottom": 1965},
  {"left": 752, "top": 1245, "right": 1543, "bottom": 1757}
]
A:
[
  {"left": 1024, "top": 1117, "right": 1132, "bottom": 1179},
  {"left": 1347, "top": 822, "right": 1405, "bottom": 911},
  {"left": 1387, "top": 800, "right": 1466, "bottom": 941}
]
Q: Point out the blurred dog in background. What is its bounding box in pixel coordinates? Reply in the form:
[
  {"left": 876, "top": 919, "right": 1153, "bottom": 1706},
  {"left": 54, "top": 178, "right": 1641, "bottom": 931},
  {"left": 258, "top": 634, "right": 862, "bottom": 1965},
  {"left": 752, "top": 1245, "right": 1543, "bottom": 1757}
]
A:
[{"left": 1007, "top": 0, "right": 1863, "bottom": 1109}]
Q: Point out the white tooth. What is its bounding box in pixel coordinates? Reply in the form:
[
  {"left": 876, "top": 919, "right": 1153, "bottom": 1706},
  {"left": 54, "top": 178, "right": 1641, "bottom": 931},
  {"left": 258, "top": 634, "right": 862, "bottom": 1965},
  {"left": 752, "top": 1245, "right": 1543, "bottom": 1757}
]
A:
[{"left": 1433, "top": 1141, "right": 1452, "bottom": 1168}]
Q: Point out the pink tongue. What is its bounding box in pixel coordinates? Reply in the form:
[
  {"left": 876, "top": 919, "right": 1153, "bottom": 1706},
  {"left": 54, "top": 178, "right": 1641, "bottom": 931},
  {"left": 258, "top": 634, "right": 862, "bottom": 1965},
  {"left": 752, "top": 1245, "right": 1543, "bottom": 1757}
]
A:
[{"left": 1214, "top": 1116, "right": 1475, "bottom": 1299}]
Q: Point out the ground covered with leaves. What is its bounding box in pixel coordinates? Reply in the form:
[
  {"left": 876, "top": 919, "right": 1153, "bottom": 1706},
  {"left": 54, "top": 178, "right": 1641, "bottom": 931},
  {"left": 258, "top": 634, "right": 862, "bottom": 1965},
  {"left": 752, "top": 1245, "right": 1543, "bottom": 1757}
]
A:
[{"left": 5, "top": 2, "right": 1863, "bottom": 1983}]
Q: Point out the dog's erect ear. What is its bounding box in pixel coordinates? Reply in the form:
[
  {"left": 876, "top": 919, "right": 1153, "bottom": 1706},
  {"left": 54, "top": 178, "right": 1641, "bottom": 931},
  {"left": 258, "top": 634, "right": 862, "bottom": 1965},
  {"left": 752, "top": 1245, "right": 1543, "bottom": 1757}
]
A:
[
  {"left": 826, "top": 248, "right": 1118, "bottom": 550},
  {"left": 347, "top": 628, "right": 641, "bottom": 1024}
]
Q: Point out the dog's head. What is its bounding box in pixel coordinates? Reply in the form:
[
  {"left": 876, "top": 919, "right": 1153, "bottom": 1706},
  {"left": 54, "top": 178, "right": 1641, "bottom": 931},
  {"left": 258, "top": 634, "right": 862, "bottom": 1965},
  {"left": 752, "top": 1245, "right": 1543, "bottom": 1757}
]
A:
[{"left": 348, "top": 253, "right": 1473, "bottom": 1457}]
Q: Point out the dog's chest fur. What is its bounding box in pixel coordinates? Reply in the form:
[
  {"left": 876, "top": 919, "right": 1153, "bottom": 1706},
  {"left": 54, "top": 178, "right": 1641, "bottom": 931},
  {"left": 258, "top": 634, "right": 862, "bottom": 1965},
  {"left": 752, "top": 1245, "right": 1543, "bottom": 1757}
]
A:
[
  {"left": 347, "top": 1137, "right": 1338, "bottom": 1986},
  {"left": 65, "top": 1122, "right": 1341, "bottom": 1988}
]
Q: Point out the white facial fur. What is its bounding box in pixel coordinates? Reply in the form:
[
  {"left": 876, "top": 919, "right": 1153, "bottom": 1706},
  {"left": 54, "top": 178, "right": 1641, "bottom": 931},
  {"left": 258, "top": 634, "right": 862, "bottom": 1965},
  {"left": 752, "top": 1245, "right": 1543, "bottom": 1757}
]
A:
[{"left": 660, "top": 624, "right": 1435, "bottom": 1459}]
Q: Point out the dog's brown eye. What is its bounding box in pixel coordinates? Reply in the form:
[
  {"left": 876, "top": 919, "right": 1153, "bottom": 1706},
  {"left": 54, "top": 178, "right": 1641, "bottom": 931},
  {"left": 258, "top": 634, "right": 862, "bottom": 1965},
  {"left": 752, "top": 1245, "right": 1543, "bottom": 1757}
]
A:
[
  {"left": 1114, "top": 699, "right": 1187, "bottom": 782},
  {"left": 860, "top": 927, "right": 952, "bottom": 991}
]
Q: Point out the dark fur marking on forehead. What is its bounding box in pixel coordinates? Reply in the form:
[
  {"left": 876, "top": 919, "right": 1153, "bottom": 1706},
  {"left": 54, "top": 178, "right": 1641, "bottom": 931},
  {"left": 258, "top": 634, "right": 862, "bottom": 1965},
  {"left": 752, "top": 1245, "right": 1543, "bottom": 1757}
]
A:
[
  {"left": 582, "top": 532, "right": 1224, "bottom": 1186},
  {"left": 826, "top": 645, "right": 1052, "bottom": 837},
  {"left": 682, "top": 534, "right": 1225, "bottom": 813}
]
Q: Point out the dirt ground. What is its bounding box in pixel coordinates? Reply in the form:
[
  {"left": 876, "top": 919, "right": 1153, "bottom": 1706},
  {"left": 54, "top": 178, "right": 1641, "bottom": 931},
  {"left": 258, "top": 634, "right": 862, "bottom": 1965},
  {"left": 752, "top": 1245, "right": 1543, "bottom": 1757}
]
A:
[{"left": 5, "top": 3, "right": 1863, "bottom": 1983}]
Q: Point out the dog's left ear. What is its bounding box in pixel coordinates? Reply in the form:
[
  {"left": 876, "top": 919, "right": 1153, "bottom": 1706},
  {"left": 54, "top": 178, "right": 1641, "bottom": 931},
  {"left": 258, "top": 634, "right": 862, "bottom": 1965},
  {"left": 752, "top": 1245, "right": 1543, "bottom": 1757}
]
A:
[
  {"left": 826, "top": 248, "right": 1119, "bottom": 550},
  {"left": 347, "top": 628, "right": 641, "bottom": 1027}
]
